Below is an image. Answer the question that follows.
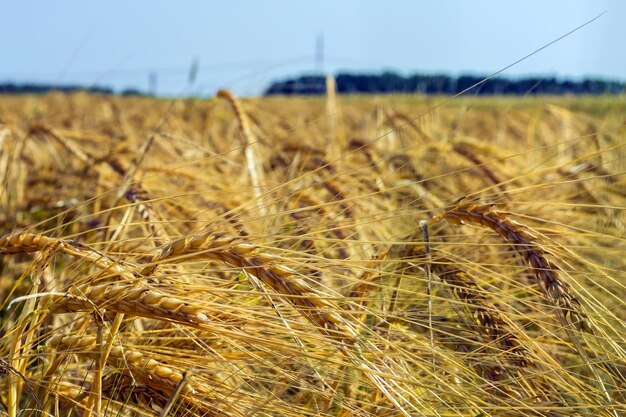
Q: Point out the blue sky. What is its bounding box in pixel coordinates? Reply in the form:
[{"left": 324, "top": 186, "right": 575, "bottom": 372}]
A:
[{"left": 1, "top": 1, "right": 624, "bottom": 96}]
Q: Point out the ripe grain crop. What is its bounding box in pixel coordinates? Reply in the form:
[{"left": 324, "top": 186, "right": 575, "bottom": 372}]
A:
[{"left": 0, "top": 87, "right": 624, "bottom": 417}]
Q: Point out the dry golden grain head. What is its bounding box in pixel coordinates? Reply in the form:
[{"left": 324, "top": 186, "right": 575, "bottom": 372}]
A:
[
  {"left": 432, "top": 202, "right": 591, "bottom": 333},
  {"left": 49, "top": 282, "right": 228, "bottom": 326}
]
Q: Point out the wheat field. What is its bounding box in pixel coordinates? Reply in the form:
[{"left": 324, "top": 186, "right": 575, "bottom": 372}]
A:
[{"left": 0, "top": 89, "right": 624, "bottom": 416}]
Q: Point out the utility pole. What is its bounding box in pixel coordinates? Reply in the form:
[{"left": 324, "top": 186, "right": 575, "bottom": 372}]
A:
[
  {"left": 188, "top": 57, "right": 199, "bottom": 87},
  {"left": 315, "top": 34, "right": 324, "bottom": 74},
  {"left": 149, "top": 71, "right": 157, "bottom": 96}
]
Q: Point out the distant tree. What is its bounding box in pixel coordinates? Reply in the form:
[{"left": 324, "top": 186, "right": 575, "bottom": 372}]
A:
[
  {"left": 121, "top": 88, "right": 145, "bottom": 97},
  {"left": 0, "top": 83, "right": 114, "bottom": 95}
]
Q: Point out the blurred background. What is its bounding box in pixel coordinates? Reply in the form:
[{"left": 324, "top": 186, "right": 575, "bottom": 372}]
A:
[{"left": 1, "top": 0, "right": 623, "bottom": 97}]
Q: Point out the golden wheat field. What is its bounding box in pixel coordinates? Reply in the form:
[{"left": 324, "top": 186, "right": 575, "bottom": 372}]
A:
[{"left": 0, "top": 89, "right": 624, "bottom": 417}]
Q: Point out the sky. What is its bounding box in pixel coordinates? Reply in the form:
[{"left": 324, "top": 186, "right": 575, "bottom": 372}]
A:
[{"left": 1, "top": 1, "right": 624, "bottom": 96}]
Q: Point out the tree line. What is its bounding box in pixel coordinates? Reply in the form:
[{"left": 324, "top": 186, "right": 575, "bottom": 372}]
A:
[
  {"left": 265, "top": 72, "right": 625, "bottom": 96},
  {"left": 2, "top": 72, "right": 623, "bottom": 97},
  {"left": 0, "top": 83, "right": 115, "bottom": 95}
]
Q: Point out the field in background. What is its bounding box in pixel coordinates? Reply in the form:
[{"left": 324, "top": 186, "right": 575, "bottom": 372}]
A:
[{"left": 0, "top": 91, "right": 624, "bottom": 416}]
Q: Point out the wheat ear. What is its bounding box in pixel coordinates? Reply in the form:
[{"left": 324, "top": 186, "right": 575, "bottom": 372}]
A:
[
  {"left": 27, "top": 124, "right": 168, "bottom": 245},
  {"left": 0, "top": 233, "right": 229, "bottom": 326},
  {"left": 431, "top": 202, "right": 590, "bottom": 333},
  {"left": 0, "top": 233, "right": 138, "bottom": 281},
  {"left": 141, "top": 235, "right": 436, "bottom": 414},
  {"left": 51, "top": 335, "right": 246, "bottom": 416},
  {"left": 428, "top": 259, "right": 534, "bottom": 369},
  {"left": 50, "top": 335, "right": 191, "bottom": 394},
  {"left": 141, "top": 233, "right": 353, "bottom": 340},
  {"left": 216, "top": 89, "right": 265, "bottom": 216},
  {"left": 50, "top": 283, "right": 216, "bottom": 325},
  {"left": 430, "top": 201, "right": 619, "bottom": 409}
]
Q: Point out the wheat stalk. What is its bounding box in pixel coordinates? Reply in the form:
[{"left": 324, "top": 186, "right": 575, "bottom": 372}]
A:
[
  {"left": 216, "top": 89, "right": 265, "bottom": 216},
  {"left": 431, "top": 201, "right": 619, "bottom": 411},
  {"left": 0, "top": 233, "right": 138, "bottom": 281},
  {"left": 431, "top": 201, "right": 590, "bottom": 333},
  {"left": 142, "top": 232, "right": 444, "bottom": 415},
  {"left": 50, "top": 283, "right": 219, "bottom": 325},
  {"left": 429, "top": 259, "right": 534, "bottom": 369},
  {"left": 51, "top": 335, "right": 244, "bottom": 416},
  {"left": 141, "top": 232, "right": 351, "bottom": 339}
]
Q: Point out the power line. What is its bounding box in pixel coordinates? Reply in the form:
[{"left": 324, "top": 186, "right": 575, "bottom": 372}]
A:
[{"left": 0, "top": 57, "right": 315, "bottom": 79}]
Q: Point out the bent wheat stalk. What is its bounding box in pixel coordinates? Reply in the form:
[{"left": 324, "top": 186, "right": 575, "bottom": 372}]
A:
[
  {"left": 142, "top": 233, "right": 351, "bottom": 339},
  {"left": 428, "top": 259, "right": 534, "bottom": 370},
  {"left": 430, "top": 202, "right": 590, "bottom": 333},
  {"left": 50, "top": 335, "right": 191, "bottom": 394},
  {"left": 124, "top": 184, "right": 168, "bottom": 246},
  {"left": 0, "top": 233, "right": 234, "bottom": 325},
  {"left": 216, "top": 89, "right": 266, "bottom": 216},
  {"left": 142, "top": 232, "right": 438, "bottom": 416},
  {"left": 49, "top": 283, "right": 218, "bottom": 326},
  {"left": 389, "top": 232, "right": 551, "bottom": 402},
  {"left": 50, "top": 335, "right": 244, "bottom": 416},
  {"left": 27, "top": 124, "right": 168, "bottom": 245},
  {"left": 0, "top": 233, "right": 138, "bottom": 281},
  {"left": 430, "top": 201, "right": 617, "bottom": 410}
]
